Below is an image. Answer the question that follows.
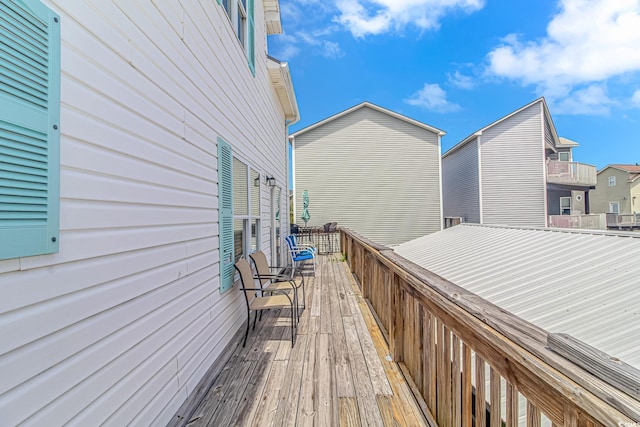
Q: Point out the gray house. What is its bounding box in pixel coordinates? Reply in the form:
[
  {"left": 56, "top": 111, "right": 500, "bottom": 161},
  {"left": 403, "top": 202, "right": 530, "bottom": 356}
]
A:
[
  {"left": 442, "top": 98, "right": 596, "bottom": 227},
  {"left": 291, "top": 102, "right": 444, "bottom": 245}
]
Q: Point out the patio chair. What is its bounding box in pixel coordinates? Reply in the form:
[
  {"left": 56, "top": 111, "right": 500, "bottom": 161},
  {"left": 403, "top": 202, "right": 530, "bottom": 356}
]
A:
[
  {"left": 249, "top": 251, "right": 305, "bottom": 318},
  {"left": 286, "top": 235, "right": 316, "bottom": 276},
  {"left": 234, "top": 259, "right": 296, "bottom": 347},
  {"left": 290, "top": 233, "right": 317, "bottom": 254}
]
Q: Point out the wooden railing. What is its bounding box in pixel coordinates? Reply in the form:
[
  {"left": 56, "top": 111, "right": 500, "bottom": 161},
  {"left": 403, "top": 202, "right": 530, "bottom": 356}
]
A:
[
  {"left": 340, "top": 228, "right": 639, "bottom": 427},
  {"left": 548, "top": 214, "right": 607, "bottom": 230},
  {"left": 547, "top": 160, "right": 597, "bottom": 186}
]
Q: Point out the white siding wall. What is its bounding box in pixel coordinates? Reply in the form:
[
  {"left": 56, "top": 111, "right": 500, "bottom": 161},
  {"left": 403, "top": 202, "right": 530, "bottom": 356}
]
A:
[
  {"left": 0, "top": 1, "right": 289, "bottom": 425},
  {"left": 544, "top": 116, "right": 556, "bottom": 150},
  {"left": 480, "top": 103, "right": 546, "bottom": 227},
  {"left": 294, "top": 106, "right": 442, "bottom": 246},
  {"left": 442, "top": 138, "right": 481, "bottom": 223}
]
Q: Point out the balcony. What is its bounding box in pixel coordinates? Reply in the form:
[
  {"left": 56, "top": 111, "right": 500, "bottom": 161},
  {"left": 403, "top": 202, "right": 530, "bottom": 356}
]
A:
[
  {"left": 175, "top": 250, "right": 428, "bottom": 426},
  {"left": 549, "top": 213, "right": 607, "bottom": 230},
  {"left": 174, "top": 229, "right": 638, "bottom": 426},
  {"left": 546, "top": 160, "right": 597, "bottom": 187},
  {"left": 607, "top": 213, "right": 640, "bottom": 230}
]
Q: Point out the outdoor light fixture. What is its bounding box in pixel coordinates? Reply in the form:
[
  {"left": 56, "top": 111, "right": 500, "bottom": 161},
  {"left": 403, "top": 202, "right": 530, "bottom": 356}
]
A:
[
  {"left": 266, "top": 176, "right": 276, "bottom": 187},
  {"left": 254, "top": 176, "right": 260, "bottom": 187}
]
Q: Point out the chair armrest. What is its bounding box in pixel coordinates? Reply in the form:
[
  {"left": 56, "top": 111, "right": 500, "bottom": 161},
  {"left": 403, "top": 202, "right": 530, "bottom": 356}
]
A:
[
  {"left": 253, "top": 273, "right": 293, "bottom": 281},
  {"left": 241, "top": 287, "right": 292, "bottom": 297},
  {"left": 290, "top": 248, "right": 315, "bottom": 256},
  {"left": 295, "top": 244, "right": 317, "bottom": 251}
]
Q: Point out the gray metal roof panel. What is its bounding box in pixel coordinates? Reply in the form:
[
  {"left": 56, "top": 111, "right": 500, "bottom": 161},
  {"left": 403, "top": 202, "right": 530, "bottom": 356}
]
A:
[{"left": 394, "top": 224, "right": 640, "bottom": 369}]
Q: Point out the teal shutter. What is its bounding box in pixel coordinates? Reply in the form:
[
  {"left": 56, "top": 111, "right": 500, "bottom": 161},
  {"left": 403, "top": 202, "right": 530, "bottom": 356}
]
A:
[
  {"left": 216, "top": 0, "right": 221, "bottom": 5},
  {"left": 247, "top": 0, "right": 255, "bottom": 76},
  {"left": 0, "top": 0, "right": 60, "bottom": 260},
  {"left": 217, "top": 137, "right": 234, "bottom": 292}
]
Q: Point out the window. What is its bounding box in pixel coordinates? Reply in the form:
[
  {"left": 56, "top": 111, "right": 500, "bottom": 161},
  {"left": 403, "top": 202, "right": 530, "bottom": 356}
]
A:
[
  {"left": 232, "top": 159, "right": 260, "bottom": 261},
  {"left": 608, "top": 176, "right": 616, "bottom": 186},
  {"left": 237, "top": 0, "right": 246, "bottom": 46},
  {"left": 560, "top": 197, "right": 571, "bottom": 215},
  {"left": 609, "top": 202, "right": 620, "bottom": 214},
  {"left": 0, "top": 1, "right": 60, "bottom": 260},
  {"left": 218, "top": 0, "right": 255, "bottom": 74},
  {"left": 217, "top": 141, "right": 263, "bottom": 293},
  {"left": 558, "top": 152, "right": 570, "bottom": 162}
]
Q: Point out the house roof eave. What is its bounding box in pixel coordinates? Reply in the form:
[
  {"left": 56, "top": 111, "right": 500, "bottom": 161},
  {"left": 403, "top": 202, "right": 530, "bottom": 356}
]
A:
[
  {"left": 443, "top": 97, "right": 552, "bottom": 159},
  {"left": 291, "top": 101, "right": 445, "bottom": 138},
  {"left": 267, "top": 56, "right": 300, "bottom": 124}
]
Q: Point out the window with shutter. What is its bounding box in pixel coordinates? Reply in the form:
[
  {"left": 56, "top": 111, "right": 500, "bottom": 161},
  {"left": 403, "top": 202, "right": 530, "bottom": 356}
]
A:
[
  {"left": 217, "top": 0, "right": 255, "bottom": 75},
  {"left": 0, "top": 0, "right": 60, "bottom": 260},
  {"left": 218, "top": 137, "right": 234, "bottom": 293}
]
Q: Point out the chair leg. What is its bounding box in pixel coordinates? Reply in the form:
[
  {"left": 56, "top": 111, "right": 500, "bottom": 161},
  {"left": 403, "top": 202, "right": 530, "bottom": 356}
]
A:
[
  {"left": 252, "top": 311, "right": 258, "bottom": 330},
  {"left": 290, "top": 302, "right": 295, "bottom": 347},
  {"left": 294, "top": 288, "right": 300, "bottom": 323},
  {"left": 243, "top": 313, "right": 250, "bottom": 347}
]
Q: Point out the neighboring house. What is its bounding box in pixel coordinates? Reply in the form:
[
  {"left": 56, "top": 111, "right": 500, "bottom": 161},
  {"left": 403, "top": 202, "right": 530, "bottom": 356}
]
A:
[
  {"left": 394, "top": 223, "right": 640, "bottom": 371},
  {"left": 0, "top": 1, "right": 297, "bottom": 425},
  {"left": 291, "top": 102, "right": 445, "bottom": 246},
  {"left": 590, "top": 164, "right": 640, "bottom": 214},
  {"left": 442, "top": 98, "right": 596, "bottom": 227}
]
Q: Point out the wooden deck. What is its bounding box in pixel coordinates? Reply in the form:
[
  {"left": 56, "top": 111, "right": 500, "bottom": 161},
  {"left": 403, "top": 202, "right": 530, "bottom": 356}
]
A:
[{"left": 183, "top": 254, "right": 428, "bottom": 426}]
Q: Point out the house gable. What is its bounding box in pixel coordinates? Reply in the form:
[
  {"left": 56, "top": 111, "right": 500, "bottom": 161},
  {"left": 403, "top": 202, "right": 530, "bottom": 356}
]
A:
[
  {"left": 292, "top": 101, "right": 445, "bottom": 138},
  {"left": 293, "top": 104, "right": 443, "bottom": 245}
]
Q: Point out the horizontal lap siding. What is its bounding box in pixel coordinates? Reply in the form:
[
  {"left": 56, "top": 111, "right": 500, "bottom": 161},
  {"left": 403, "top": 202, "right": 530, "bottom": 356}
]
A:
[
  {"left": 442, "top": 138, "right": 480, "bottom": 223},
  {"left": 0, "top": 1, "right": 288, "bottom": 426},
  {"left": 295, "top": 106, "right": 441, "bottom": 246},
  {"left": 590, "top": 168, "right": 633, "bottom": 214},
  {"left": 480, "top": 103, "right": 546, "bottom": 227}
]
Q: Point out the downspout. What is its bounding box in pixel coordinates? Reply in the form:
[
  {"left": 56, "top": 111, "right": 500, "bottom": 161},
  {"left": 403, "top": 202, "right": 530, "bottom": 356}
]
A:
[
  {"left": 476, "top": 134, "right": 483, "bottom": 225},
  {"left": 437, "top": 132, "right": 444, "bottom": 231},
  {"left": 289, "top": 134, "right": 296, "bottom": 227}
]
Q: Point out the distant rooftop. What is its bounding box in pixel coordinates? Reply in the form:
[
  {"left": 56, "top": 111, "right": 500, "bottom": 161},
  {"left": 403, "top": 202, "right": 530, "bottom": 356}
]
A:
[
  {"left": 394, "top": 223, "right": 640, "bottom": 370},
  {"left": 558, "top": 136, "right": 579, "bottom": 147}
]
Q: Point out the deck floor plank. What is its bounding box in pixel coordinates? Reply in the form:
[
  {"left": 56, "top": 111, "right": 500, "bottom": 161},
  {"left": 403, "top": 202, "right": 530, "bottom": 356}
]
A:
[{"left": 186, "top": 253, "right": 427, "bottom": 427}]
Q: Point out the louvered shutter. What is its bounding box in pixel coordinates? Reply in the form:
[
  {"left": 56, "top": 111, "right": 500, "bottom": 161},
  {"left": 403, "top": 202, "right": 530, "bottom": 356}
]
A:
[
  {"left": 247, "top": 0, "right": 255, "bottom": 76},
  {"left": 0, "top": 0, "right": 60, "bottom": 260},
  {"left": 217, "top": 137, "right": 234, "bottom": 292}
]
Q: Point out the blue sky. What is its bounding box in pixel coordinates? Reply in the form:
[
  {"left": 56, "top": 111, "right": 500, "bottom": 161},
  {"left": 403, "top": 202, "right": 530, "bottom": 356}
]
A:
[{"left": 269, "top": 0, "right": 640, "bottom": 170}]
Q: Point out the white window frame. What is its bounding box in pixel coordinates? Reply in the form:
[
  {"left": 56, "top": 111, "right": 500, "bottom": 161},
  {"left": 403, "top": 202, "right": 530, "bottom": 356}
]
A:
[
  {"left": 608, "top": 176, "right": 616, "bottom": 186},
  {"left": 560, "top": 196, "right": 571, "bottom": 215},
  {"left": 221, "top": 0, "right": 248, "bottom": 52},
  {"left": 233, "top": 157, "right": 261, "bottom": 262},
  {"left": 558, "top": 152, "right": 570, "bottom": 162},
  {"left": 609, "top": 201, "right": 620, "bottom": 214}
]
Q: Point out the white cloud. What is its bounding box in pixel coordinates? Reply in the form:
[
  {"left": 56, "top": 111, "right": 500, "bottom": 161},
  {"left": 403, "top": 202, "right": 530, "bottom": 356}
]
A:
[
  {"left": 633, "top": 90, "right": 640, "bottom": 106},
  {"left": 486, "top": 0, "right": 640, "bottom": 114},
  {"left": 448, "top": 70, "right": 475, "bottom": 89},
  {"left": 404, "top": 83, "right": 461, "bottom": 112},
  {"left": 551, "top": 85, "right": 616, "bottom": 115},
  {"left": 321, "top": 41, "right": 345, "bottom": 58},
  {"left": 335, "top": 0, "right": 485, "bottom": 37}
]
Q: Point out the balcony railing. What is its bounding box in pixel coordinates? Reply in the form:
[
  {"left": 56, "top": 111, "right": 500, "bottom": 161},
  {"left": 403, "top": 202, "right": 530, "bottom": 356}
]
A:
[
  {"left": 549, "top": 213, "right": 607, "bottom": 230},
  {"left": 547, "top": 160, "right": 597, "bottom": 186},
  {"left": 607, "top": 213, "right": 640, "bottom": 229},
  {"left": 340, "top": 228, "right": 639, "bottom": 426}
]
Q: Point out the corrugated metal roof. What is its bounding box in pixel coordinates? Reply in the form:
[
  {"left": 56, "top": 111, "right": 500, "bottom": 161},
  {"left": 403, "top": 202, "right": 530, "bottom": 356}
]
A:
[{"left": 394, "top": 224, "right": 640, "bottom": 370}]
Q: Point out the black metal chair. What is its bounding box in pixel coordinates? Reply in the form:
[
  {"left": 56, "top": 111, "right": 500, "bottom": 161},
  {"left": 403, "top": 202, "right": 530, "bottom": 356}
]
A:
[
  {"left": 234, "top": 259, "right": 296, "bottom": 347},
  {"left": 250, "top": 251, "right": 305, "bottom": 318}
]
